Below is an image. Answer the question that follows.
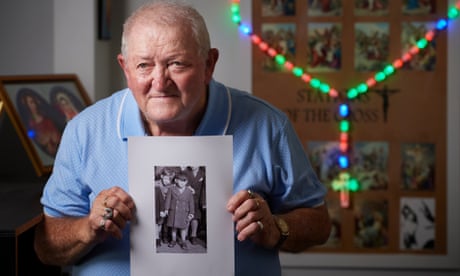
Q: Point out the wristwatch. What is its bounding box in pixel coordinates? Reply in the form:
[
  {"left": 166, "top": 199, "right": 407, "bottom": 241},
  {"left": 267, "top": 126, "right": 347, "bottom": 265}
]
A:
[{"left": 273, "top": 215, "right": 290, "bottom": 249}]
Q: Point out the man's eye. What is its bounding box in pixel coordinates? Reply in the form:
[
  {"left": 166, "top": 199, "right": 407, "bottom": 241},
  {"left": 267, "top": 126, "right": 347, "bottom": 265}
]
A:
[
  {"left": 137, "top": 63, "right": 148, "bottom": 69},
  {"left": 169, "top": 61, "right": 184, "bottom": 67}
]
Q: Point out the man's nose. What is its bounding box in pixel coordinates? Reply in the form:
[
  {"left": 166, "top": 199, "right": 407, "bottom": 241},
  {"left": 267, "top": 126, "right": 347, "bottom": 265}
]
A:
[{"left": 152, "top": 67, "right": 170, "bottom": 90}]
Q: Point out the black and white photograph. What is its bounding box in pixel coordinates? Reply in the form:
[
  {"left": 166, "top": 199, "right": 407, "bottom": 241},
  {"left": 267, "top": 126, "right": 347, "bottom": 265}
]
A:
[
  {"left": 154, "top": 166, "right": 207, "bottom": 253},
  {"left": 129, "top": 136, "right": 234, "bottom": 275},
  {"left": 400, "top": 197, "right": 435, "bottom": 250}
]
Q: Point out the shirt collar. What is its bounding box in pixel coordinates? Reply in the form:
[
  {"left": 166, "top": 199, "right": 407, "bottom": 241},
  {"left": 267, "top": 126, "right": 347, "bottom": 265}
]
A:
[
  {"left": 117, "top": 90, "right": 145, "bottom": 141},
  {"left": 194, "top": 79, "right": 231, "bottom": 136}
]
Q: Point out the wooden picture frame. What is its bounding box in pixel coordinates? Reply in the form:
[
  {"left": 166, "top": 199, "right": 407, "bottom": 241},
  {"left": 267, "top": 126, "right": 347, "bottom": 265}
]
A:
[{"left": 0, "top": 74, "right": 91, "bottom": 177}]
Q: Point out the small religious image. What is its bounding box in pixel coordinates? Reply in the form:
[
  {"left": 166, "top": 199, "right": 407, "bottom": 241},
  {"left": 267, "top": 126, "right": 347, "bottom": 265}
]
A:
[
  {"left": 354, "top": 0, "right": 390, "bottom": 16},
  {"left": 307, "top": 23, "right": 342, "bottom": 72},
  {"left": 354, "top": 196, "right": 389, "bottom": 249},
  {"left": 307, "top": 141, "right": 341, "bottom": 189},
  {"left": 401, "top": 21, "right": 437, "bottom": 71},
  {"left": 354, "top": 22, "right": 390, "bottom": 71},
  {"left": 307, "top": 0, "right": 343, "bottom": 16},
  {"left": 402, "top": 0, "right": 437, "bottom": 15},
  {"left": 350, "top": 142, "right": 389, "bottom": 190},
  {"left": 401, "top": 143, "right": 435, "bottom": 190},
  {"left": 154, "top": 166, "right": 207, "bottom": 254},
  {"left": 319, "top": 195, "right": 342, "bottom": 248},
  {"left": 261, "top": 23, "right": 296, "bottom": 72},
  {"left": 261, "top": 0, "right": 296, "bottom": 16},
  {"left": 400, "top": 197, "right": 435, "bottom": 250}
]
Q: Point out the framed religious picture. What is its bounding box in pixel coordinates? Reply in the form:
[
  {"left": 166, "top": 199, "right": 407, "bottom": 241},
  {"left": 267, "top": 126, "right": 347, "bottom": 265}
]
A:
[{"left": 0, "top": 74, "right": 91, "bottom": 176}]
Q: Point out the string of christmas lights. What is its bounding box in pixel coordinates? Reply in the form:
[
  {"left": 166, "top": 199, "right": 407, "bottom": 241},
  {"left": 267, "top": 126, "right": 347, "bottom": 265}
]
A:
[{"left": 230, "top": 0, "right": 460, "bottom": 207}]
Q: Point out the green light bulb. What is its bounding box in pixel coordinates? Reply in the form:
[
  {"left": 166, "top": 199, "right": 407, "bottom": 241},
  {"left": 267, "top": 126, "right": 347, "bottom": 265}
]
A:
[
  {"left": 310, "top": 78, "right": 321, "bottom": 89},
  {"left": 417, "top": 38, "right": 428, "bottom": 49},
  {"left": 319, "top": 83, "right": 330, "bottom": 93},
  {"left": 232, "top": 15, "right": 241, "bottom": 23},
  {"left": 357, "top": 83, "right": 368, "bottom": 93},
  {"left": 383, "top": 65, "right": 395, "bottom": 75},
  {"left": 275, "top": 55, "right": 285, "bottom": 65},
  {"left": 292, "top": 67, "right": 303, "bottom": 77},
  {"left": 347, "top": 88, "right": 358, "bottom": 99},
  {"left": 231, "top": 4, "right": 240, "bottom": 13},
  {"left": 348, "top": 179, "right": 359, "bottom": 192},
  {"left": 340, "top": 120, "right": 350, "bottom": 132},
  {"left": 448, "top": 7, "right": 459, "bottom": 19},
  {"left": 375, "top": 72, "right": 386, "bottom": 82},
  {"left": 331, "top": 180, "right": 341, "bottom": 191}
]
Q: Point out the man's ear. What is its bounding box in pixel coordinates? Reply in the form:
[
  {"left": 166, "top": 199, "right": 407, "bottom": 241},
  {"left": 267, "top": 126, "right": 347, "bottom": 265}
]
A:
[
  {"left": 117, "top": 54, "right": 126, "bottom": 69},
  {"left": 205, "top": 48, "right": 219, "bottom": 82},
  {"left": 117, "top": 54, "right": 130, "bottom": 81}
]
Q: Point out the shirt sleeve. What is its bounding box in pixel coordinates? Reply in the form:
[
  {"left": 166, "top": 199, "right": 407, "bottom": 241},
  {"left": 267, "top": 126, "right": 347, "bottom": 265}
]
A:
[
  {"left": 269, "top": 118, "right": 328, "bottom": 213},
  {"left": 40, "top": 118, "right": 91, "bottom": 217}
]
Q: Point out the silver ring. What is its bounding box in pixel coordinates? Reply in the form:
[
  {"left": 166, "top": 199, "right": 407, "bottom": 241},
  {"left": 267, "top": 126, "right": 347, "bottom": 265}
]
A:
[
  {"left": 257, "top": 220, "right": 264, "bottom": 231},
  {"left": 247, "top": 189, "right": 255, "bottom": 199},
  {"left": 103, "top": 207, "right": 114, "bottom": 220},
  {"left": 99, "top": 218, "right": 106, "bottom": 230}
]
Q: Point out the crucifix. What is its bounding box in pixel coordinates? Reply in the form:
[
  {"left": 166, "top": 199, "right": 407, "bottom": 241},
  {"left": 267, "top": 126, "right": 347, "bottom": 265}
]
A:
[
  {"left": 371, "top": 85, "right": 400, "bottom": 122},
  {"left": 332, "top": 172, "right": 359, "bottom": 208}
]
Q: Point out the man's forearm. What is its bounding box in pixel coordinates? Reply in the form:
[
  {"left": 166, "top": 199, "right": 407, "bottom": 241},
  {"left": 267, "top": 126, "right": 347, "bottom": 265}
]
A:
[
  {"left": 34, "top": 215, "right": 99, "bottom": 266},
  {"left": 278, "top": 204, "right": 331, "bottom": 252}
]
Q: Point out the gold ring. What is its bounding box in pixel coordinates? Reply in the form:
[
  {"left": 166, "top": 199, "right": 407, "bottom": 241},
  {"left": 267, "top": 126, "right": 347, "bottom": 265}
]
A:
[
  {"left": 103, "top": 196, "right": 109, "bottom": 208},
  {"left": 257, "top": 220, "right": 264, "bottom": 231},
  {"left": 247, "top": 189, "right": 255, "bottom": 199}
]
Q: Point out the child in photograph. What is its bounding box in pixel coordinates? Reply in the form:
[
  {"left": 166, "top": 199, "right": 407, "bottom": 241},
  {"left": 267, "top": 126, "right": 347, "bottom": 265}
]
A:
[
  {"left": 154, "top": 167, "right": 175, "bottom": 247},
  {"left": 164, "top": 172, "right": 195, "bottom": 250}
]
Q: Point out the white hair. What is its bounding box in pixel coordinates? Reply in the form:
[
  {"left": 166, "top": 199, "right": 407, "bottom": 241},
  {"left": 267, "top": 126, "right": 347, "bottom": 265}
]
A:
[{"left": 121, "top": 0, "right": 211, "bottom": 59}]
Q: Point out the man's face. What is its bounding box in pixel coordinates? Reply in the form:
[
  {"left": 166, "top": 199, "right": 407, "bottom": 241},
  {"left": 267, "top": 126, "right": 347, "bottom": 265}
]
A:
[{"left": 118, "top": 23, "right": 217, "bottom": 133}]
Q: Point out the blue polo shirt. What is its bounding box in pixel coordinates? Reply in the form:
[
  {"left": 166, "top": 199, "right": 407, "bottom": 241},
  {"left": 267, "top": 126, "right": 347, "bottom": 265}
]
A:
[{"left": 41, "top": 79, "right": 327, "bottom": 276}]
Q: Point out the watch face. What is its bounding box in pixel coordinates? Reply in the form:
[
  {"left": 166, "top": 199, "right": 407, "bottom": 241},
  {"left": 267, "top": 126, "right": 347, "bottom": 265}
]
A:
[{"left": 276, "top": 216, "right": 289, "bottom": 235}]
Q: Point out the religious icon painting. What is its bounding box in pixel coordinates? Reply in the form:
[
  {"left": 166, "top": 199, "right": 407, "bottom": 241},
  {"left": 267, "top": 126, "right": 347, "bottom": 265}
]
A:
[
  {"left": 261, "top": 0, "right": 296, "bottom": 17},
  {"left": 261, "top": 23, "right": 296, "bottom": 72},
  {"left": 402, "top": 0, "right": 437, "bottom": 15},
  {"left": 354, "top": 22, "right": 390, "bottom": 72},
  {"left": 307, "top": 22, "right": 342, "bottom": 72},
  {"left": 319, "top": 195, "right": 343, "bottom": 249},
  {"left": 307, "top": 0, "right": 343, "bottom": 17},
  {"left": 0, "top": 74, "right": 91, "bottom": 176},
  {"left": 399, "top": 197, "right": 435, "bottom": 250},
  {"left": 354, "top": 0, "right": 390, "bottom": 16},
  {"left": 401, "top": 21, "right": 438, "bottom": 71},
  {"left": 400, "top": 143, "right": 435, "bottom": 191},
  {"left": 353, "top": 195, "right": 389, "bottom": 249},
  {"left": 306, "top": 141, "right": 341, "bottom": 189},
  {"left": 351, "top": 141, "right": 389, "bottom": 190}
]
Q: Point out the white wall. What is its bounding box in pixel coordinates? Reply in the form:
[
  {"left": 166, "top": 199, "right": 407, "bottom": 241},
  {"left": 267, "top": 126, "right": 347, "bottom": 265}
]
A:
[
  {"left": 53, "top": 1, "right": 96, "bottom": 100},
  {"left": 0, "top": 1, "right": 459, "bottom": 275},
  {"left": 0, "top": 0, "right": 54, "bottom": 75}
]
